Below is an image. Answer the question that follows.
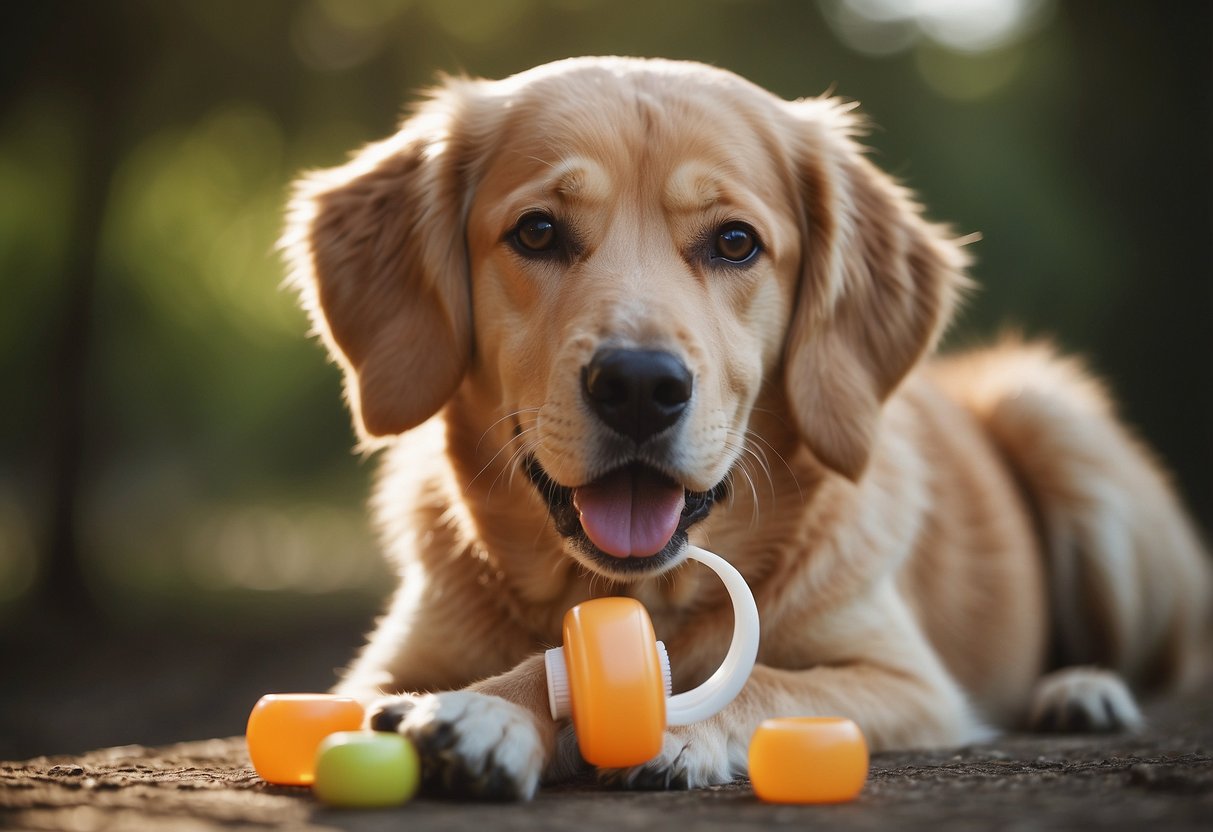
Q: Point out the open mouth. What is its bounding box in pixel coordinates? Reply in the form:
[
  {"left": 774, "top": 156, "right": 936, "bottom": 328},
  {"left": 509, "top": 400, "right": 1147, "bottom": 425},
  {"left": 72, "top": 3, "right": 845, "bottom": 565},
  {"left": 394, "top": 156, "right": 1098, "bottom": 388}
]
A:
[{"left": 525, "top": 457, "right": 726, "bottom": 576}]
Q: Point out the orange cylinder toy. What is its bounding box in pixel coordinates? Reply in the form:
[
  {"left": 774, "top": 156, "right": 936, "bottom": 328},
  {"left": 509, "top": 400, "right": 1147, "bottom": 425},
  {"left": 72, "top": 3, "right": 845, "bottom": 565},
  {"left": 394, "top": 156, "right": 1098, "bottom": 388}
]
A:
[
  {"left": 246, "top": 693, "right": 365, "bottom": 785},
  {"left": 748, "top": 717, "right": 869, "bottom": 804},
  {"left": 562, "top": 597, "right": 666, "bottom": 768}
]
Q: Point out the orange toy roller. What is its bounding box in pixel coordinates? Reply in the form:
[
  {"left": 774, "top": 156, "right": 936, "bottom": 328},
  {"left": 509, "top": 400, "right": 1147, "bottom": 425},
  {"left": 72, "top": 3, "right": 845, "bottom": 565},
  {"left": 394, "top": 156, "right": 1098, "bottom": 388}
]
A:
[
  {"left": 553, "top": 597, "right": 668, "bottom": 767},
  {"left": 545, "top": 546, "right": 760, "bottom": 769},
  {"left": 748, "top": 717, "right": 869, "bottom": 804},
  {"left": 246, "top": 693, "right": 364, "bottom": 785}
]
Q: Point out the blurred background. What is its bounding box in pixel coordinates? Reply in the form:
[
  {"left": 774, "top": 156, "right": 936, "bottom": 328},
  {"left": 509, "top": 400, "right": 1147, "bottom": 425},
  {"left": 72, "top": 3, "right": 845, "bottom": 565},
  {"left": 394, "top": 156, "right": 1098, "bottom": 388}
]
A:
[{"left": 1, "top": 0, "right": 1209, "bottom": 759}]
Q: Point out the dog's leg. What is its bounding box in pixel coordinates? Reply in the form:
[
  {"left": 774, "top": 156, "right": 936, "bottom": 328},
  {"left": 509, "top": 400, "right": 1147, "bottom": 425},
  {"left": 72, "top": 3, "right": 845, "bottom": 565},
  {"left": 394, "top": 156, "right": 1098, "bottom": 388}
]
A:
[
  {"left": 600, "top": 659, "right": 985, "bottom": 790},
  {"left": 934, "top": 343, "right": 1213, "bottom": 693},
  {"left": 602, "top": 587, "right": 990, "bottom": 790},
  {"left": 365, "top": 655, "right": 558, "bottom": 801}
]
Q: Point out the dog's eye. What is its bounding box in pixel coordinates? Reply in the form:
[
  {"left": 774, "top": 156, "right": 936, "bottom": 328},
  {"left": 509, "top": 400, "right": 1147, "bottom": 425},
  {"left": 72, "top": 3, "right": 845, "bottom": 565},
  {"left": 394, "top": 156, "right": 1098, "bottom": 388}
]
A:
[
  {"left": 712, "top": 223, "right": 759, "bottom": 264},
  {"left": 512, "top": 212, "right": 559, "bottom": 253}
]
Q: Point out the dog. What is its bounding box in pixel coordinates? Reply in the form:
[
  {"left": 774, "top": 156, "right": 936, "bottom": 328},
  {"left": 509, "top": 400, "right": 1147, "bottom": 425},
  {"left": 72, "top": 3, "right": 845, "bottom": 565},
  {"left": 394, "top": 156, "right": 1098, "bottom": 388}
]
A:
[{"left": 281, "top": 57, "right": 1212, "bottom": 800}]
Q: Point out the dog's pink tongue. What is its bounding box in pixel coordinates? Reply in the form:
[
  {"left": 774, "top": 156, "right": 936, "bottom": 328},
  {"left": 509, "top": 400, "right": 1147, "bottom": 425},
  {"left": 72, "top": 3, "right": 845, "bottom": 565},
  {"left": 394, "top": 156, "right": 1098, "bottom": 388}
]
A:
[{"left": 573, "top": 468, "right": 685, "bottom": 558}]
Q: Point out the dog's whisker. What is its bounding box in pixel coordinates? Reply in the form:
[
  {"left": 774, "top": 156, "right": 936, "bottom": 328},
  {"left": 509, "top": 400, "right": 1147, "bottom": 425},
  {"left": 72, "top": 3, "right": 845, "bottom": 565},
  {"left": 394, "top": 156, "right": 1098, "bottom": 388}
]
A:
[
  {"left": 520, "top": 152, "right": 561, "bottom": 171},
  {"left": 490, "top": 432, "right": 542, "bottom": 500},
  {"left": 469, "top": 427, "right": 536, "bottom": 497},
  {"left": 726, "top": 431, "right": 773, "bottom": 508},
  {"left": 733, "top": 440, "right": 772, "bottom": 500},
  {"left": 742, "top": 427, "right": 803, "bottom": 503},
  {"left": 475, "top": 407, "right": 542, "bottom": 455},
  {"left": 477, "top": 462, "right": 512, "bottom": 500},
  {"left": 472, "top": 420, "right": 540, "bottom": 487},
  {"left": 743, "top": 434, "right": 775, "bottom": 485},
  {"left": 720, "top": 437, "right": 760, "bottom": 529},
  {"left": 746, "top": 451, "right": 775, "bottom": 510},
  {"left": 729, "top": 442, "right": 763, "bottom": 529},
  {"left": 731, "top": 428, "right": 775, "bottom": 488},
  {"left": 720, "top": 468, "right": 738, "bottom": 512}
]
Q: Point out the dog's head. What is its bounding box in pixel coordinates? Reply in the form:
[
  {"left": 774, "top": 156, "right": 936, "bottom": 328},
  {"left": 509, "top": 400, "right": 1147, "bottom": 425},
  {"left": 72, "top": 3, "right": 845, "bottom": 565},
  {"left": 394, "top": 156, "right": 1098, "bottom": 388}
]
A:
[{"left": 284, "top": 57, "right": 967, "bottom": 580}]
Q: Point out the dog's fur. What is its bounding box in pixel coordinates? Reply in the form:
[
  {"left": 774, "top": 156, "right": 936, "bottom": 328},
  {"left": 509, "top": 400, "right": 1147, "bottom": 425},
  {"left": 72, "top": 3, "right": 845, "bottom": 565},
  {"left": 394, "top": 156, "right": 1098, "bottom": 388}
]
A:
[{"left": 283, "top": 57, "right": 1211, "bottom": 799}]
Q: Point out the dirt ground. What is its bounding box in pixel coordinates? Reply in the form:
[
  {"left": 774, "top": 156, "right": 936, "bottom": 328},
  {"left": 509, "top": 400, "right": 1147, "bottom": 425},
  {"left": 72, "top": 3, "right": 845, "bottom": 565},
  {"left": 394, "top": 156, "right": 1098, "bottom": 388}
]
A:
[{"left": 3, "top": 672, "right": 1210, "bottom": 832}]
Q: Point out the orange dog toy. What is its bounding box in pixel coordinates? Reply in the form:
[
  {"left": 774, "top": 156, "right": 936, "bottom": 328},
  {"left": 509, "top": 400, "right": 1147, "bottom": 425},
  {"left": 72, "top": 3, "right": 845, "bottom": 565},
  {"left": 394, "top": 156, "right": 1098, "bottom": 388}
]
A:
[
  {"left": 246, "top": 693, "right": 364, "bottom": 785},
  {"left": 748, "top": 717, "right": 869, "bottom": 803}
]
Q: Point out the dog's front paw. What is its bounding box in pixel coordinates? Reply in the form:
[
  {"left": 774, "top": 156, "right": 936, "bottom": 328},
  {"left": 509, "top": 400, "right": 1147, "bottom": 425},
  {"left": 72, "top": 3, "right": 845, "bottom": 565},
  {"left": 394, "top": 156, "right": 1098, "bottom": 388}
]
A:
[
  {"left": 368, "top": 692, "right": 546, "bottom": 800},
  {"left": 597, "top": 725, "right": 741, "bottom": 791},
  {"left": 367, "top": 693, "right": 423, "bottom": 732},
  {"left": 1028, "top": 666, "right": 1144, "bottom": 733}
]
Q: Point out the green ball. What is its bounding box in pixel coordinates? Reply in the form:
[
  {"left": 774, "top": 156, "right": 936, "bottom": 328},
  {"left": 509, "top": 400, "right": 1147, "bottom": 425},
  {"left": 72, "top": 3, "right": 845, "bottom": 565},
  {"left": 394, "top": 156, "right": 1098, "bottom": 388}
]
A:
[{"left": 313, "top": 731, "right": 420, "bottom": 808}]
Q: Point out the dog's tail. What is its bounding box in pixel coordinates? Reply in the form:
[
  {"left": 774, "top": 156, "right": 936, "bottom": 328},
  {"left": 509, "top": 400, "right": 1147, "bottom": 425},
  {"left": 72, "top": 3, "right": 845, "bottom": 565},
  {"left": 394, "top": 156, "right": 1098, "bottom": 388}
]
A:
[{"left": 932, "top": 337, "right": 1212, "bottom": 694}]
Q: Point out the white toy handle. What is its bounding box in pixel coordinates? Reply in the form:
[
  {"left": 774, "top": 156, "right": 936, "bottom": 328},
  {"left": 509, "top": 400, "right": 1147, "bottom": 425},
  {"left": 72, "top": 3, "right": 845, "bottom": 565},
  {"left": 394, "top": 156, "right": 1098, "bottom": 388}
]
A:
[{"left": 664, "top": 545, "right": 760, "bottom": 724}]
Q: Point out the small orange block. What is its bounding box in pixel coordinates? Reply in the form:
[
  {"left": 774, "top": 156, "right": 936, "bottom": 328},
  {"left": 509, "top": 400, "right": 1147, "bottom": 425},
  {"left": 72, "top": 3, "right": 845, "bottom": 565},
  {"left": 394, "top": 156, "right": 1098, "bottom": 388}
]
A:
[
  {"left": 246, "top": 693, "right": 365, "bottom": 785},
  {"left": 748, "top": 717, "right": 869, "bottom": 804}
]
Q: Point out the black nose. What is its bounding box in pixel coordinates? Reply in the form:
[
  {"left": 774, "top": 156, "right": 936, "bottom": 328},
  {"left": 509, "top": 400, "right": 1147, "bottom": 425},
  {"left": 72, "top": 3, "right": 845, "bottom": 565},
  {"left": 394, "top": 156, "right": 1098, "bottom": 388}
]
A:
[{"left": 582, "top": 349, "right": 693, "bottom": 443}]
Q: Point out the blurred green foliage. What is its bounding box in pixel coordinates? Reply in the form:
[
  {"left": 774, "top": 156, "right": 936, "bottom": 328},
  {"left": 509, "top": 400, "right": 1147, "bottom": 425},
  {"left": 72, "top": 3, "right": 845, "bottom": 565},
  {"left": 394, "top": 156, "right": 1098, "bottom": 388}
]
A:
[{"left": 1, "top": 0, "right": 1209, "bottom": 627}]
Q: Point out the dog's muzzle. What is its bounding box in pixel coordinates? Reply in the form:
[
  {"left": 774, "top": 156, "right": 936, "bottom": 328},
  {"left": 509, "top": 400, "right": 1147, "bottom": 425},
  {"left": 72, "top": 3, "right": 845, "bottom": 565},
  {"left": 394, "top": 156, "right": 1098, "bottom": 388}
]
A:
[{"left": 524, "top": 347, "right": 725, "bottom": 575}]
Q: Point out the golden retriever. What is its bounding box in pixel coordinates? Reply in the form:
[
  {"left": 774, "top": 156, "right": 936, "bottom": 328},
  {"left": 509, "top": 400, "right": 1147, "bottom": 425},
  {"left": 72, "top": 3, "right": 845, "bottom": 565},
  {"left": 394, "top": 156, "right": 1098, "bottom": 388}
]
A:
[{"left": 282, "top": 57, "right": 1211, "bottom": 799}]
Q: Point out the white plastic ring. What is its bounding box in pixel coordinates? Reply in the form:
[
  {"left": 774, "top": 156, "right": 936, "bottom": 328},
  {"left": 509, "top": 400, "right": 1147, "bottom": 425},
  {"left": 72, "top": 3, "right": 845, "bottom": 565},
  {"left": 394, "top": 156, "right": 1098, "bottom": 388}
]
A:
[{"left": 664, "top": 545, "right": 760, "bottom": 725}]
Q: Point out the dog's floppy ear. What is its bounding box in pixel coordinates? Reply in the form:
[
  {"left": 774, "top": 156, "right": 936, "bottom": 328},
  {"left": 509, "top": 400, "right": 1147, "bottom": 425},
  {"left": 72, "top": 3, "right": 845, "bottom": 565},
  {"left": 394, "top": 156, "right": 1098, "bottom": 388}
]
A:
[
  {"left": 283, "top": 83, "right": 484, "bottom": 442},
  {"left": 781, "top": 99, "right": 970, "bottom": 480}
]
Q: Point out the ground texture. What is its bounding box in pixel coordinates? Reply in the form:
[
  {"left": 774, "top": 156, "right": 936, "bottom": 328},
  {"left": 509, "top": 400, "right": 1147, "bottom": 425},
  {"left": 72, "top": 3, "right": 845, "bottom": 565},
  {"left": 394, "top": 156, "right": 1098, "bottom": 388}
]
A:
[{"left": 3, "top": 676, "right": 1211, "bottom": 832}]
